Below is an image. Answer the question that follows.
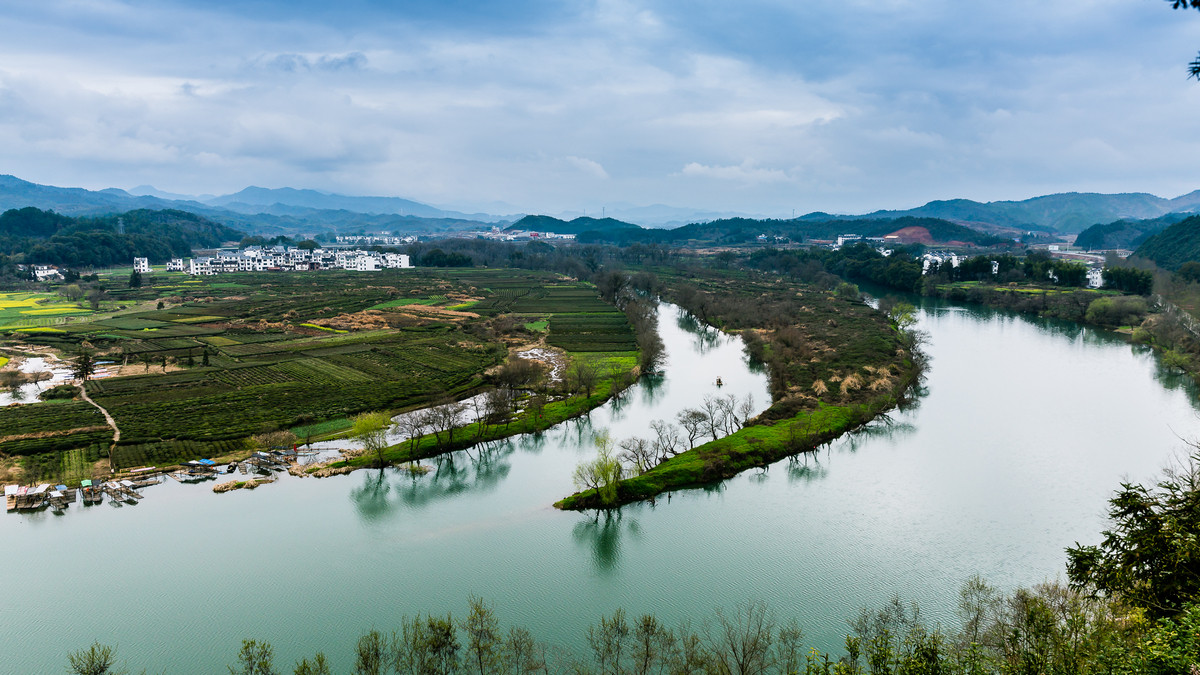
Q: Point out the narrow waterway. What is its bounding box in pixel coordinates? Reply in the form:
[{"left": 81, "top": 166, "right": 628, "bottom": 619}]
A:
[{"left": 0, "top": 298, "right": 1196, "bottom": 672}]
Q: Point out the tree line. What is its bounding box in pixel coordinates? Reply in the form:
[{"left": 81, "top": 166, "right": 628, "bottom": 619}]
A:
[{"left": 0, "top": 207, "right": 243, "bottom": 268}]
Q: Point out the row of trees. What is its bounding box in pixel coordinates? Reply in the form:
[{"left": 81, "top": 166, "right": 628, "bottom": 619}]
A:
[{"left": 573, "top": 393, "right": 757, "bottom": 507}]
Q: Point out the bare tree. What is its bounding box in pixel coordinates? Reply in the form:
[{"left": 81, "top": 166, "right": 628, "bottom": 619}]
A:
[
  {"left": 702, "top": 396, "right": 724, "bottom": 441},
  {"left": 400, "top": 412, "right": 429, "bottom": 453},
  {"left": 716, "top": 394, "right": 740, "bottom": 435},
  {"left": 707, "top": 601, "right": 777, "bottom": 675},
  {"left": 649, "top": 419, "right": 681, "bottom": 462},
  {"left": 737, "top": 394, "right": 756, "bottom": 427},
  {"left": 485, "top": 389, "right": 513, "bottom": 429},
  {"left": 677, "top": 409, "right": 707, "bottom": 449},
  {"left": 619, "top": 436, "right": 656, "bottom": 475},
  {"left": 430, "top": 400, "right": 467, "bottom": 450}
]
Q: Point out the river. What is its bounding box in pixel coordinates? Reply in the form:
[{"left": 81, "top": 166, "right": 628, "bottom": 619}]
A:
[{"left": 0, "top": 298, "right": 1196, "bottom": 672}]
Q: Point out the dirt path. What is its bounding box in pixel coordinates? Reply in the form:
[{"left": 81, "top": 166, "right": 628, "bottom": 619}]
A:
[{"left": 77, "top": 382, "right": 120, "bottom": 470}]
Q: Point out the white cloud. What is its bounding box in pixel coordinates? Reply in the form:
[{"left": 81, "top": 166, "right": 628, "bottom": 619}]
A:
[
  {"left": 680, "top": 161, "right": 791, "bottom": 185},
  {"left": 1, "top": 0, "right": 1199, "bottom": 213}
]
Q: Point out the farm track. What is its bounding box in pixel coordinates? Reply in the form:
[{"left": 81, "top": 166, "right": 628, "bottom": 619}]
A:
[{"left": 77, "top": 382, "right": 120, "bottom": 452}]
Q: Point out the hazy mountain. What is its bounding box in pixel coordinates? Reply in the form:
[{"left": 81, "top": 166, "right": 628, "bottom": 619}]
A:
[
  {"left": 807, "top": 191, "right": 1200, "bottom": 234},
  {"left": 4, "top": 174, "right": 1199, "bottom": 238},
  {"left": 0, "top": 175, "right": 503, "bottom": 236},
  {"left": 508, "top": 215, "right": 642, "bottom": 235},
  {"left": 128, "top": 185, "right": 215, "bottom": 201},
  {"left": 552, "top": 204, "right": 764, "bottom": 228},
  {"left": 205, "top": 186, "right": 450, "bottom": 217}
]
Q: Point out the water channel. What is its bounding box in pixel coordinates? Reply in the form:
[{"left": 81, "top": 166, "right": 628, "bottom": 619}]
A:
[{"left": 1, "top": 297, "right": 1197, "bottom": 672}]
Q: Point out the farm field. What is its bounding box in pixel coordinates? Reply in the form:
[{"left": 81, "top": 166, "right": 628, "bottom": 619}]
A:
[
  {"left": 0, "top": 291, "right": 97, "bottom": 328},
  {"left": 0, "top": 268, "right": 638, "bottom": 483}
]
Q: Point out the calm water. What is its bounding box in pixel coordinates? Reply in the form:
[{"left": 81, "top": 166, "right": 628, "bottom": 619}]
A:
[{"left": 1, "top": 298, "right": 1197, "bottom": 672}]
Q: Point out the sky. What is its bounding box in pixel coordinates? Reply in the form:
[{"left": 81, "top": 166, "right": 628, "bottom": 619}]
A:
[{"left": 2, "top": 0, "right": 1200, "bottom": 217}]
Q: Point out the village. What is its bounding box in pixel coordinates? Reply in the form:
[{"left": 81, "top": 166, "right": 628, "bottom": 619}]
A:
[{"left": 146, "top": 246, "right": 413, "bottom": 276}]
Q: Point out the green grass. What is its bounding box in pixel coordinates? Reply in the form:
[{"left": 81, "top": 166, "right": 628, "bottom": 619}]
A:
[
  {"left": 523, "top": 319, "right": 549, "bottom": 332},
  {"left": 299, "top": 323, "right": 348, "bottom": 333},
  {"left": 557, "top": 368, "right": 918, "bottom": 510}
]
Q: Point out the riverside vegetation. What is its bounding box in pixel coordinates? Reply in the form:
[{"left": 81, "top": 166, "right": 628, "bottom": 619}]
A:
[{"left": 557, "top": 266, "right": 922, "bottom": 510}]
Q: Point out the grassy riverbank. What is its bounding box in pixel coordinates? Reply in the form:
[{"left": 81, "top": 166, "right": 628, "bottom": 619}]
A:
[
  {"left": 557, "top": 267, "right": 924, "bottom": 510},
  {"left": 325, "top": 358, "right": 637, "bottom": 472}
]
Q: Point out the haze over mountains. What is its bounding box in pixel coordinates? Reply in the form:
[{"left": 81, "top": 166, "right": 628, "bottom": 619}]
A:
[{"left": 2, "top": 174, "right": 1199, "bottom": 238}]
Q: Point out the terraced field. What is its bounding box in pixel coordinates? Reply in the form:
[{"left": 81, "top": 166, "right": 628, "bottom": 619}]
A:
[{"left": 1, "top": 268, "right": 637, "bottom": 481}]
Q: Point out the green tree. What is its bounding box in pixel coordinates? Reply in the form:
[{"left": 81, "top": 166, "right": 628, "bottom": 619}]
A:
[
  {"left": 353, "top": 630, "right": 387, "bottom": 675},
  {"left": 573, "top": 430, "right": 623, "bottom": 507},
  {"left": 352, "top": 411, "right": 393, "bottom": 468},
  {"left": 72, "top": 348, "right": 97, "bottom": 382},
  {"left": 1067, "top": 451, "right": 1200, "bottom": 619},
  {"left": 128, "top": 269, "right": 142, "bottom": 288},
  {"left": 229, "top": 639, "right": 277, "bottom": 675},
  {"left": 461, "top": 596, "right": 502, "bottom": 675},
  {"left": 67, "top": 642, "right": 124, "bottom": 675},
  {"left": 293, "top": 653, "right": 330, "bottom": 675}
]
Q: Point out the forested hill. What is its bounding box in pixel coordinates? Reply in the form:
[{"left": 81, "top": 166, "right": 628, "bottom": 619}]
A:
[
  {"left": 1133, "top": 215, "right": 1200, "bottom": 270},
  {"left": 0, "top": 207, "right": 244, "bottom": 268},
  {"left": 508, "top": 214, "right": 642, "bottom": 235},
  {"left": 1074, "top": 213, "right": 1187, "bottom": 251},
  {"left": 575, "top": 215, "right": 1009, "bottom": 247}
]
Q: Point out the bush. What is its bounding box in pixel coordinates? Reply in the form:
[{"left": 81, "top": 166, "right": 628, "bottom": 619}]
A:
[
  {"left": 39, "top": 384, "right": 78, "bottom": 400},
  {"left": 1085, "top": 295, "right": 1147, "bottom": 327}
]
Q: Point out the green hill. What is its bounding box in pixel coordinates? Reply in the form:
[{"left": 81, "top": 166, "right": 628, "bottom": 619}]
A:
[
  {"left": 1074, "top": 214, "right": 1186, "bottom": 251},
  {"left": 0, "top": 207, "right": 244, "bottom": 268},
  {"left": 575, "top": 215, "right": 1008, "bottom": 247},
  {"left": 508, "top": 215, "right": 642, "bottom": 235},
  {"left": 1133, "top": 215, "right": 1200, "bottom": 270}
]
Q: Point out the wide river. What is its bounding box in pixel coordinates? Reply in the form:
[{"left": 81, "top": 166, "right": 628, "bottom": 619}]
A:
[{"left": 2, "top": 297, "right": 1197, "bottom": 672}]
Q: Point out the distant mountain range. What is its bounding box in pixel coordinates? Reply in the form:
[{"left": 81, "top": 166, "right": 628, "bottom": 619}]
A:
[
  {"left": 2, "top": 174, "right": 1200, "bottom": 237},
  {"left": 0, "top": 175, "right": 508, "bottom": 237},
  {"left": 802, "top": 191, "right": 1200, "bottom": 234}
]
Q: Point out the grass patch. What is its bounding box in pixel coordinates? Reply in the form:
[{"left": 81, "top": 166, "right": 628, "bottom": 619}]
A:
[{"left": 299, "top": 323, "right": 348, "bottom": 333}]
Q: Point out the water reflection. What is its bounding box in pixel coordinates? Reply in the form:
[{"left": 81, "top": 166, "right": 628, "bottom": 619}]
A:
[
  {"left": 572, "top": 510, "right": 641, "bottom": 574},
  {"left": 349, "top": 441, "right": 521, "bottom": 521},
  {"left": 676, "top": 310, "right": 724, "bottom": 355},
  {"left": 787, "top": 452, "right": 830, "bottom": 484},
  {"left": 639, "top": 374, "right": 665, "bottom": 406}
]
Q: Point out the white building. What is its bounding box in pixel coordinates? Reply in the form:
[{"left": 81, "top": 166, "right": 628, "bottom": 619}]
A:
[
  {"left": 166, "top": 258, "right": 185, "bottom": 272},
  {"left": 133, "top": 257, "right": 151, "bottom": 273},
  {"left": 181, "top": 247, "right": 413, "bottom": 276}
]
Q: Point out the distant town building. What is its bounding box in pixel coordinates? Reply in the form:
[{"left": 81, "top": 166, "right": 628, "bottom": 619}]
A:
[
  {"left": 166, "top": 258, "right": 185, "bottom": 272},
  {"left": 180, "top": 247, "right": 412, "bottom": 276},
  {"left": 133, "top": 257, "right": 151, "bottom": 274}
]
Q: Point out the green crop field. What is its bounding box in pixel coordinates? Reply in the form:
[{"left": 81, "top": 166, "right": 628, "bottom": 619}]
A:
[{"left": 1, "top": 268, "right": 637, "bottom": 482}]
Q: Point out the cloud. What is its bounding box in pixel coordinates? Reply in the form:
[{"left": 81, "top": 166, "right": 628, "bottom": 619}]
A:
[
  {"left": 680, "top": 161, "right": 791, "bottom": 185},
  {"left": 260, "top": 52, "right": 368, "bottom": 73},
  {"left": 564, "top": 156, "right": 609, "bottom": 180},
  {"left": 0, "top": 0, "right": 1199, "bottom": 213}
]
